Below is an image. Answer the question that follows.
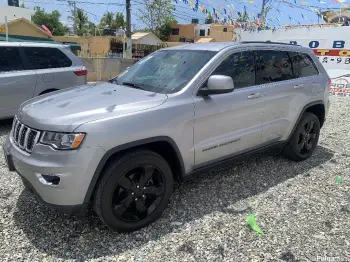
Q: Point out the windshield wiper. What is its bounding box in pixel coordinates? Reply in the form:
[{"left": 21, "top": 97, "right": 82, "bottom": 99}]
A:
[{"left": 122, "top": 82, "right": 147, "bottom": 91}]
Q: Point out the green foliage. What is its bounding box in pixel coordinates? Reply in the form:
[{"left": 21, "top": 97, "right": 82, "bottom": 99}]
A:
[
  {"left": 31, "top": 7, "right": 68, "bottom": 36},
  {"left": 100, "top": 12, "right": 125, "bottom": 30},
  {"left": 87, "top": 21, "right": 97, "bottom": 36},
  {"left": 115, "top": 12, "right": 126, "bottom": 29},
  {"left": 138, "top": 0, "right": 176, "bottom": 40},
  {"left": 72, "top": 9, "right": 89, "bottom": 36},
  {"left": 156, "top": 17, "right": 177, "bottom": 41},
  {"left": 205, "top": 13, "right": 214, "bottom": 24}
]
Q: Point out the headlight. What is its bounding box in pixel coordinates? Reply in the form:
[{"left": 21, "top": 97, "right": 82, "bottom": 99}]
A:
[{"left": 40, "top": 132, "right": 85, "bottom": 150}]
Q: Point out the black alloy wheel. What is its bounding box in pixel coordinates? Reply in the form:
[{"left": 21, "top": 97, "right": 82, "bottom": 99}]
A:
[
  {"left": 297, "top": 120, "right": 318, "bottom": 156},
  {"left": 282, "top": 112, "right": 320, "bottom": 162},
  {"left": 111, "top": 164, "right": 165, "bottom": 222},
  {"left": 93, "top": 150, "right": 173, "bottom": 232}
]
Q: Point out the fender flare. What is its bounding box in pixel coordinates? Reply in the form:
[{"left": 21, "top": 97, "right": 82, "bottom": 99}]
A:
[
  {"left": 83, "top": 136, "right": 185, "bottom": 204},
  {"left": 286, "top": 100, "right": 325, "bottom": 142}
]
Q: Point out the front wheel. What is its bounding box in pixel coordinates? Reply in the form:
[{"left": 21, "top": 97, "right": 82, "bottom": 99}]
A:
[
  {"left": 93, "top": 150, "right": 173, "bottom": 232},
  {"left": 282, "top": 112, "right": 320, "bottom": 162}
]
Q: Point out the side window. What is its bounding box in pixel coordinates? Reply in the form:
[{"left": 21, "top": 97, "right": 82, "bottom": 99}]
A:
[
  {"left": 255, "top": 50, "right": 293, "bottom": 85},
  {"left": 289, "top": 52, "right": 319, "bottom": 78},
  {"left": 23, "top": 47, "right": 72, "bottom": 69},
  {"left": 212, "top": 51, "right": 255, "bottom": 89},
  {"left": 0, "top": 47, "right": 23, "bottom": 72}
]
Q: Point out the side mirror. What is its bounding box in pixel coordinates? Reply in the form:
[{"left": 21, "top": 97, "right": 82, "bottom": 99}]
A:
[{"left": 198, "top": 75, "right": 235, "bottom": 96}]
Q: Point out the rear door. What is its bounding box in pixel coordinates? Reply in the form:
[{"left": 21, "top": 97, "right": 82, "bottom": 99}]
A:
[
  {"left": 22, "top": 46, "right": 85, "bottom": 96},
  {"left": 0, "top": 45, "right": 37, "bottom": 118},
  {"left": 257, "top": 49, "right": 315, "bottom": 144}
]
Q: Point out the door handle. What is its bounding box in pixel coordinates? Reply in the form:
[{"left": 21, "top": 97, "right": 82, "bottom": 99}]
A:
[
  {"left": 247, "top": 93, "right": 262, "bottom": 99},
  {"left": 294, "top": 84, "right": 304, "bottom": 89}
]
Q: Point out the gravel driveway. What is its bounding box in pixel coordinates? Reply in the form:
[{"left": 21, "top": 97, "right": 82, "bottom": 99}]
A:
[{"left": 0, "top": 96, "right": 349, "bottom": 262}]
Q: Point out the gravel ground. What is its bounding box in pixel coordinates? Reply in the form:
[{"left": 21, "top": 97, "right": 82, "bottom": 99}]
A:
[{"left": 0, "top": 96, "right": 350, "bottom": 262}]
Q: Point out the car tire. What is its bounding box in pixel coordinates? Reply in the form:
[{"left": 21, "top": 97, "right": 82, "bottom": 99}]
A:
[
  {"left": 93, "top": 150, "right": 173, "bottom": 232},
  {"left": 282, "top": 112, "right": 320, "bottom": 162}
]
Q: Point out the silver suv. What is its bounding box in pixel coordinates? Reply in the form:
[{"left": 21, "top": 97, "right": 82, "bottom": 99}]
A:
[
  {"left": 4, "top": 42, "right": 330, "bottom": 232},
  {"left": 0, "top": 42, "right": 87, "bottom": 119}
]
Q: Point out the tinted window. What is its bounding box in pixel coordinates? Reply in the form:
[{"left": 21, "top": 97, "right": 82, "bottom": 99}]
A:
[
  {"left": 212, "top": 51, "right": 255, "bottom": 89},
  {"left": 23, "top": 47, "right": 72, "bottom": 69},
  {"left": 289, "top": 52, "right": 319, "bottom": 78},
  {"left": 255, "top": 50, "right": 293, "bottom": 85},
  {"left": 0, "top": 47, "right": 23, "bottom": 72}
]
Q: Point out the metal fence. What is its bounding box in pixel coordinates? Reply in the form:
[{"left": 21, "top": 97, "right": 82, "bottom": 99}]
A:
[{"left": 81, "top": 57, "right": 135, "bottom": 82}]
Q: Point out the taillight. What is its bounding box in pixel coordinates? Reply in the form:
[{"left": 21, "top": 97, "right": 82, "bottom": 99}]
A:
[
  {"left": 74, "top": 66, "right": 87, "bottom": 76},
  {"left": 328, "top": 79, "right": 332, "bottom": 88}
]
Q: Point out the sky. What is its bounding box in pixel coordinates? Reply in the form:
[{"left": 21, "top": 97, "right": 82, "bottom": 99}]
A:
[{"left": 0, "top": 0, "right": 346, "bottom": 30}]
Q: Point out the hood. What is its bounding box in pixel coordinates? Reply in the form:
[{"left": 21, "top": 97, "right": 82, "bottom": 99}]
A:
[{"left": 19, "top": 83, "right": 168, "bottom": 132}]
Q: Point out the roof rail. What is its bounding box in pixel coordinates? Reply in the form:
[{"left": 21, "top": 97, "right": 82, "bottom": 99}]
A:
[{"left": 240, "top": 41, "right": 301, "bottom": 46}]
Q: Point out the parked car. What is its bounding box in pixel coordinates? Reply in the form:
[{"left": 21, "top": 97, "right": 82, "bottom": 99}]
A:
[
  {"left": 4, "top": 41, "right": 330, "bottom": 232},
  {"left": 0, "top": 42, "right": 87, "bottom": 119}
]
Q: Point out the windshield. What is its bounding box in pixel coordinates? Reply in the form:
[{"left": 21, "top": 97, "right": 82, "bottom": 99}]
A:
[{"left": 112, "top": 50, "right": 217, "bottom": 94}]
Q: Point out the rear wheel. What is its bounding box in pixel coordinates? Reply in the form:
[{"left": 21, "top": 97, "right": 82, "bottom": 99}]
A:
[
  {"left": 282, "top": 112, "right": 320, "bottom": 161},
  {"left": 93, "top": 150, "right": 173, "bottom": 232}
]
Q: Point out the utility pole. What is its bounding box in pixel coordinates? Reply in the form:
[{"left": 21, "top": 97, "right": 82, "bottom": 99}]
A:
[
  {"left": 259, "top": 0, "right": 268, "bottom": 26},
  {"left": 68, "top": 1, "right": 77, "bottom": 35},
  {"left": 5, "top": 16, "right": 8, "bottom": 42},
  {"left": 126, "top": 0, "right": 132, "bottom": 59}
]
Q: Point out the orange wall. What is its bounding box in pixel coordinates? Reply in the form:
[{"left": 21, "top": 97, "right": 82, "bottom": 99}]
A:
[
  {"left": 209, "top": 25, "right": 235, "bottom": 42},
  {"left": 53, "top": 35, "right": 125, "bottom": 57},
  {"left": 168, "top": 24, "right": 235, "bottom": 42},
  {"left": 168, "top": 24, "right": 195, "bottom": 42}
]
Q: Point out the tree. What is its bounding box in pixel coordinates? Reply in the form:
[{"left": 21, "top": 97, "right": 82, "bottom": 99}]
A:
[
  {"left": 100, "top": 11, "right": 115, "bottom": 28},
  {"left": 157, "top": 17, "right": 177, "bottom": 41},
  {"left": 138, "top": 0, "right": 176, "bottom": 40},
  {"left": 87, "top": 21, "right": 97, "bottom": 36},
  {"left": 115, "top": 12, "right": 125, "bottom": 29},
  {"left": 205, "top": 13, "right": 214, "bottom": 24},
  {"left": 100, "top": 11, "right": 126, "bottom": 30},
  {"left": 238, "top": 11, "right": 249, "bottom": 22},
  {"left": 71, "top": 8, "right": 89, "bottom": 36},
  {"left": 32, "top": 7, "right": 68, "bottom": 36}
]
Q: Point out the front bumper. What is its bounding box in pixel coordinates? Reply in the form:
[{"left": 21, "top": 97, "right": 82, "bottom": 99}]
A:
[{"left": 3, "top": 135, "right": 106, "bottom": 215}]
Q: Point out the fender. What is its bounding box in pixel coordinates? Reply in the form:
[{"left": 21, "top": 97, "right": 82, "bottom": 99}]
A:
[
  {"left": 83, "top": 136, "right": 185, "bottom": 204},
  {"left": 286, "top": 100, "right": 325, "bottom": 142}
]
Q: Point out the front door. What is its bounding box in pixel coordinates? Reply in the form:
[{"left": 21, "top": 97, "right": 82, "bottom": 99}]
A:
[{"left": 193, "top": 50, "right": 265, "bottom": 167}]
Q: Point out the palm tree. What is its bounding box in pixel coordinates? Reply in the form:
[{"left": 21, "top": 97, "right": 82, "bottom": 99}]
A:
[
  {"left": 100, "top": 11, "right": 115, "bottom": 29},
  {"left": 75, "top": 9, "right": 89, "bottom": 36}
]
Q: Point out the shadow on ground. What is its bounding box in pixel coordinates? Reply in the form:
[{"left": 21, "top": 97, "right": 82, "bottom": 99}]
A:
[
  {"left": 13, "top": 146, "right": 334, "bottom": 260},
  {"left": 0, "top": 119, "right": 13, "bottom": 136}
]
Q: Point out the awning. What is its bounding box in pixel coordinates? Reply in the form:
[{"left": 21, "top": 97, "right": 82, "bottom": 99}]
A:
[
  {"left": 61, "top": 42, "right": 81, "bottom": 51},
  {"left": 196, "top": 37, "right": 215, "bottom": 43}
]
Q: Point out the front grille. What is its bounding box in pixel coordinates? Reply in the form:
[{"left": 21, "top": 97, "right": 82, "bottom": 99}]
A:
[{"left": 11, "top": 117, "right": 41, "bottom": 153}]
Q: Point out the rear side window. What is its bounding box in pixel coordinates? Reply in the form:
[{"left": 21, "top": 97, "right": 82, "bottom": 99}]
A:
[
  {"left": 0, "top": 47, "right": 23, "bottom": 72},
  {"left": 255, "top": 50, "right": 293, "bottom": 85},
  {"left": 23, "top": 47, "right": 72, "bottom": 69},
  {"left": 289, "top": 52, "right": 319, "bottom": 78},
  {"left": 212, "top": 51, "right": 255, "bottom": 89}
]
